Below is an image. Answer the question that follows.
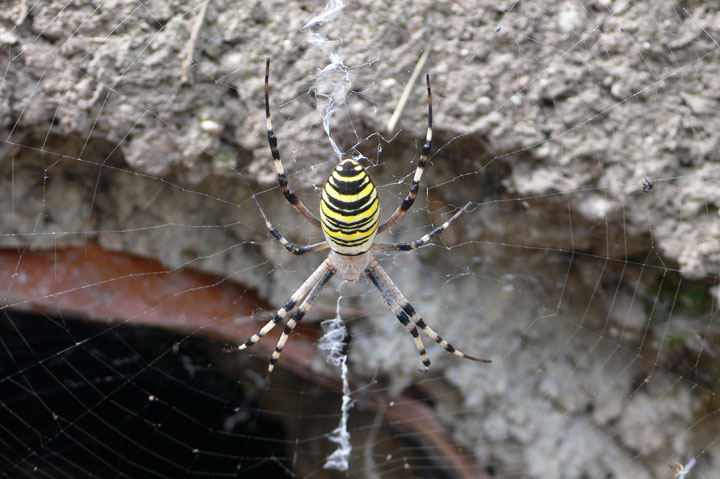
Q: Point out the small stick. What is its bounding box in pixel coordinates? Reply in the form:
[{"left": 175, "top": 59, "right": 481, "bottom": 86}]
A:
[
  {"left": 181, "top": 0, "right": 210, "bottom": 84},
  {"left": 386, "top": 47, "right": 430, "bottom": 133}
]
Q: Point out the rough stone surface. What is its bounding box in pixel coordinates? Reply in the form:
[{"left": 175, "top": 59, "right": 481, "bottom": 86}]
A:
[{"left": 1, "top": 0, "right": 719, "bottom": 477}]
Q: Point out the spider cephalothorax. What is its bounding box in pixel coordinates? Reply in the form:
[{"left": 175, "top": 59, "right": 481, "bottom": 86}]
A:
[{"left": 224, "top": 59, "right": 491, "bottom": 376}]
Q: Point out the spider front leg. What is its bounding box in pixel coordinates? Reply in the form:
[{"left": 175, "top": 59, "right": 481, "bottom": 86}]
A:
[
  {"left": 366, "top": 260, "right": 491, "bottom": 365},
  {"left": 223, "top": 259, "right": 333, "bottom": 353},
  {"left": 266, "top": 264, "right": 336, "bottom": 377},
  {"left": 378, "top": 74, "right": 433, "bottom": 233},
  {"left": 366, "top": 266, "right": 431, "bottom": 372},
  {"left": 253, "top": 196, "right": 329, "bottom": 255},
  {"left": 373, "top": 202, "right": 471, "bottom": 252}
]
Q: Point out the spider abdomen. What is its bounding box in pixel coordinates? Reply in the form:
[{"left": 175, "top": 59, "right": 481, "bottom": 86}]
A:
[{"left": 320, "top": 159, "right": 379, "bottom": 255}]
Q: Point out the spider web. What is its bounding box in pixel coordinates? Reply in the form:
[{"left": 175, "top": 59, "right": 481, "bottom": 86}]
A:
[{"left": 1, "top": 1, "right": 719, "bottom": 478}]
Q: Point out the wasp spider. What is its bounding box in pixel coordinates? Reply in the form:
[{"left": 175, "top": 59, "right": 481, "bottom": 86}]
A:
[{"left": 224, "top": 59, "right": 491, "bottom": 376}]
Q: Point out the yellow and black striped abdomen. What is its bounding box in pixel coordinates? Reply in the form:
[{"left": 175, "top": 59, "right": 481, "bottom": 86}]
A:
[{"left": 320, "top": 159, "right": 379, "bottom": 255}]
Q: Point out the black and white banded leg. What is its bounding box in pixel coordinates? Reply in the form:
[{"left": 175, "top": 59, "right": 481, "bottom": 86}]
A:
[
  {"left": 223, "top": 259, "right": 334, "bottom": 353},
  {"left": 265, "top": 58, "right": 322, "bottom": 230},
  {"left": 253, "top": 195, "right": 329, "bottom": 256},
  {"left": 366, "top": 260, "right": 491, "bottom": 364},
  {"left": 267, "top": 265, "right": 336, "bottom": 377},
  {"left": 366, "top": 266, "right": 431, "bottom": 372},
  {"left": 373, "top": 202, "right": 471, "bottom": 252},
  {"left": 378, "top": 74, "right": 433, "bottom": 233}
]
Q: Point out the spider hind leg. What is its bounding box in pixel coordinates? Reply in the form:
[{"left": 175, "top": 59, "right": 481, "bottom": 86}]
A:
[
  {"left": 264, "top": 58, "right": 322, "bottom": 229},
  {"left": 378, "top": 74, "right": 433, "bottom": 233}
]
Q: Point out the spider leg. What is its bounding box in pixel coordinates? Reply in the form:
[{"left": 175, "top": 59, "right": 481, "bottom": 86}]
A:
[
  {"left": 378, "top": 74, "right": 432, "bottom": 234},
  {"left": 265, "top": 58, "right": 322, "bottom": 229},
  {"left": 223, "top": 258, "right": 333, "bottom": 353},
  {"left": 365, "top": 265, "right": 432, "bottom": 372},
  {"left": 254, "top": 196, "right": 329, "bottom": 255},
  {"left": 367, "top": 260, "right": 491, "bottom": 364},
  {"left": 267, "top": 265, "right": 336, "bottom": 377},
  {"left": 373, "top": 202, "right": 471, "bottom": 252}
]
